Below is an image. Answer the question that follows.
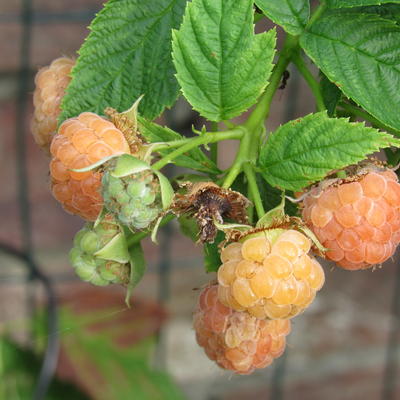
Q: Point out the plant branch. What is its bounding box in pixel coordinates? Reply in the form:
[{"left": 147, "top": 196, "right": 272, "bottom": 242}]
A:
[
  {"left": 292, "top": 51, "right": 326, "bottom": 112},
  {"left": 245, "top": 34, "right": 299, "bottom": 133},
  {"left": 221, "top": 130, "right": 251, "bottom": 189},
  {"left": 210, "top": 121, "right": 219, "bottom": 164},
  {"left": 339, "top": 102, "right": 400, "bottom": 137},
  {"left": 152, "top": 128, "right": 244, "bottom": 170},
  {"left": 243, "top": 162, "right": 265, "bottom": 219}
]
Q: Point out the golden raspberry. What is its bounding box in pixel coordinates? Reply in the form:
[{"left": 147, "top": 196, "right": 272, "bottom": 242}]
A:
[
  {"left": 302, "top": 168, "right": 400, "bottom": 270},
  {"left": 194, "top": 284, "right": 290, "bottom": 374},
  {"left": 50, "top": 112, "right": 131, "bottom": 221},
  {"left": 217, "top": 230, "right": 324, "bottom": 320},
  {"left": 31, "top": 57, "right": 75, "bottom": 152}
]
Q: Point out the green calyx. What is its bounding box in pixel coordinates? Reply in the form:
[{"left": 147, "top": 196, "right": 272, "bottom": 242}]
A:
[{"left": 69, "top": 215, "right": 130, "bottom": 286}]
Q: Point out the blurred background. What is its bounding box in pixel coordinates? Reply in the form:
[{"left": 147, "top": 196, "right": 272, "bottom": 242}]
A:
[{"left": 0, "top": 1, "right": 399, "bottom": 399}]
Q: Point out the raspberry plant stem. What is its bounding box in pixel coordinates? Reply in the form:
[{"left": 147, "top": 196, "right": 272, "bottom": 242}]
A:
[
  {"left": 339, "top": 102, "right": 400, "bottom": 137},
  {"left": 244, "top": 34, "right": 299, "bottom": 133},
  {"left": 210, "top": 121, "right": 219, "bottom": 164},
  {"left": 221, "top": 128, "right": 252, "bottom": 189},
  {"left": 292, "top": 51, "right": 326, "bottom": 112},
  {"left": 243, "top": 162, "right": 265, "bottom": 218},
  {"left": 151, "top": 128, "right": 244, "bottom": 171}
]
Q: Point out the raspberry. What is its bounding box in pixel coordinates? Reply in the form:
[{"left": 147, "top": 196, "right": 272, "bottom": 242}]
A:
[
  {"left": 217, "top": 230, "right": 324, "bottom": 320},
  {"left": 49, "top": 112, "right": 131, "bottom": 220},
  {"left": 194, "top": 284, "right": 291, "bottom": 374},
  {"left": 31, "top": 57, "right": 74, "bottom": 152},
  {"left": 102, "top": 167, "right": 162, "bottom": 230},
  {"left": 302, "top": 168, "right": 400, "bottom": 270},
  {"left": 69, "top": 214, "right": 130, "bottom": 286}
]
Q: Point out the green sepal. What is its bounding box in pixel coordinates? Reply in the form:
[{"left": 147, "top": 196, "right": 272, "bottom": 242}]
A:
[
  {"left": 70, "top": 154, "right": 120, "bottom": 173},
  {"left": 213, "top": 220, "right": 252, "bottom": 232},
  {"left": 111, "top": 154, "right": 151, "bottom": 178},
  {"left": 94, "top": 207, "right": 108, "bottom": 229},
  {"left": 125, "top": 241, "right": 146, "bottom": 307},
  {"left": 120, "top": 95, "right": 144, "bottom": 133},
  {"left": 94, "top": 232, "right": 130, "bottom": 263},
  {"left": 295, "top": 221, "right": 328, "bottom": 254},
  {"left": 256, "top": 192, "right": 286, "bottom": 228},
  {"left": 153, "top": 171, "right": 174, "bottom": 210},
  {"left": 150, "top": 216, "right": 163, "bottom": 244}
]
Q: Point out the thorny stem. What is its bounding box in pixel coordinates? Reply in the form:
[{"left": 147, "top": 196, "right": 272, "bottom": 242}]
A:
[
  {"left": 292, "top": 51, "right": 326, "bottom": 112},
  {"left": 243, "top": 162, "right": 265, "bottom": 218}
]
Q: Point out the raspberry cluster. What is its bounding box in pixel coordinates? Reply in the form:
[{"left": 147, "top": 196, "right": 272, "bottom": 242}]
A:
[
  {"left": 194, "top": 284, "right": 290, "bottom": 374},
  {"left": 31, "top": 57, "right": 74, "bottom": 152},
  {"left": 50, "top": 112, "right": 131, "bottom": 220},
  {"left": 69, "top": 215, "right": 130, "bottom": 286},
  {"left": 302, "top": 169, "right": 400, "bottom": 270},
  {"left": 217, "top": 231, "right": 324, "bottom": 319},
  {"left": 102, "top": 168, "right": 162, "bottom": 230}
]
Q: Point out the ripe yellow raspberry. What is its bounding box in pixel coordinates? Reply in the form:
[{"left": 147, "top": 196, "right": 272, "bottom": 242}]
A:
[
  {"left": 31, "top": 57, "right": 75, "bottom": 152},
  {"left": 194, "top": 284, "right": 291, "bottom": 374},
  {"left": 302, "top": 168, "right": 400, "bottom": 270},
  {"left": 50, "top": 112, "right": 131, "bottom": 221},
  {"left": 217, "top": 230, "right": 324, "bottom": 320}
]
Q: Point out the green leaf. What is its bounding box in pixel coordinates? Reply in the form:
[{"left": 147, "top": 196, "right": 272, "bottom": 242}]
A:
[
  {"left": 41, "top": 300, "right": 185, "bottom": 400},
  {"left": 138, "top": 116, "right": 220, "bottom": 174},
  {"left": 0, "top": 337, "right": 89, "bottom": 400},
  {"left": 204, "top": 231, "right": 225, "bottom": 272},
  {"left": 60, "top": 0, "right": 187, "bottom": 122},
  {"left": 178, "top": 215, "right": 199, "bottom": 242},
  {"left": 259, "top": 112, "right": 400, "bottom": 191},
  {"left": 255, "top": 0, "right": 310, "bottom": 35},
  {"left": 126, "top": 242, "right": 146, "bottom": 305},
  {"left": 172, "top": 0, "right": 276, "bottom": 121},
  {"left": 332, "top": 4, "right": 400, "bottom": 24},
  {"left": 320, "top": 73, "right": 342, "bottom": 117},
  {"left": 300, "top": 12, "right": 400, "bottom": 130},
  {"left": 327, "top": 0, "right": 400, "bottom": 8},
  {"left": 257, "top": 174, "right": 299, "bottom": 216}
]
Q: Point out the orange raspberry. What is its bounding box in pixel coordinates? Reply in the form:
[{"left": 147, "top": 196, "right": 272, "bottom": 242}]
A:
[
  {"left": 302, "top": 168, "right": 400, "bottom": 270},
  {"left": 217, "top": 230, "right": 324, "bottom": 320},
  {"left": 31, "top": 57, "right": 75, "bottom": 152},
  {"left": 50, "top": 112, "right": 131, "bottom": 221},
  {"left": 194, "top": 284, "right": 290, "bottom": 374}
]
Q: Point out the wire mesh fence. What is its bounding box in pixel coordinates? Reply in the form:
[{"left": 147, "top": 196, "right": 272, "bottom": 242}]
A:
[{"left": 0, "top": 1, "right": 399, "bottom": 399}]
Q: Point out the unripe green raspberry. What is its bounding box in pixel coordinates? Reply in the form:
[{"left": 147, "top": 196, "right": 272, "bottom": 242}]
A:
[
  {"left": 102, "top": 169, "right": 162, "bottom": 230},
  {"left": 69, "top": 215, "right": 130, "bottom": 286}
]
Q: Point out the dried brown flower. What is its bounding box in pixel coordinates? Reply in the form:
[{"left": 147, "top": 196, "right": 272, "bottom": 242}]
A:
[{"left": 172, "top": 182, "right": 250, "bottom": 243}]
